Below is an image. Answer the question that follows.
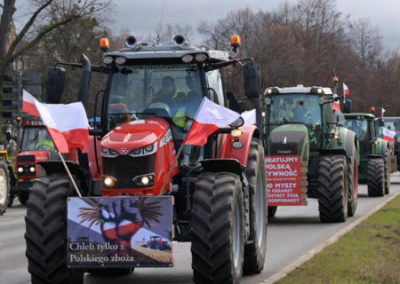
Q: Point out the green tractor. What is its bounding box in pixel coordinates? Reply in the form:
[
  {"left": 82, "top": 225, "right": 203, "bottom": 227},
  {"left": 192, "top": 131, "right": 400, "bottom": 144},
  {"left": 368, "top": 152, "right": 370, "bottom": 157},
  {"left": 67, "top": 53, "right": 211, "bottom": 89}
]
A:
[
  {"left": 264, "top": 86, "right": 359, "bottom": 223},
  {"left": 343, "top": 113, "right": 392, "bottom": 197}
]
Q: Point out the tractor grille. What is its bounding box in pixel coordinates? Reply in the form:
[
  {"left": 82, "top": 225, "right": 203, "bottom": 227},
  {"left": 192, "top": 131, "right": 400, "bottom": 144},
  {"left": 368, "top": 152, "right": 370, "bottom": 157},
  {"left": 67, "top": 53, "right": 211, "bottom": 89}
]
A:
[{"left": 102, "top": 154, "right": 155, "bottom": 189}]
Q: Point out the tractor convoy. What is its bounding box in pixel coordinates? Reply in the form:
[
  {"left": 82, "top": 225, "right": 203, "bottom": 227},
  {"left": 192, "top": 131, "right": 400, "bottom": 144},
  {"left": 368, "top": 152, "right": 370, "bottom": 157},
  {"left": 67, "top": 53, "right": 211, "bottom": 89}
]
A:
[{"left": 0, "top": 33, "right": 391, "bottom": 284}]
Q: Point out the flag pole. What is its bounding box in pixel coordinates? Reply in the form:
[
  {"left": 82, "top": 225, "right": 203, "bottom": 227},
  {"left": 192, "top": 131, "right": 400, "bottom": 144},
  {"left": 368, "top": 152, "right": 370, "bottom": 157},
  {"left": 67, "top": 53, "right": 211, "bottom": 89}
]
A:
[
  {"left": 57, "top": 152, "right": 82, "bottom": 198},
  {"left": 160, "top": 142, "right": 185, "bottom": 193}
]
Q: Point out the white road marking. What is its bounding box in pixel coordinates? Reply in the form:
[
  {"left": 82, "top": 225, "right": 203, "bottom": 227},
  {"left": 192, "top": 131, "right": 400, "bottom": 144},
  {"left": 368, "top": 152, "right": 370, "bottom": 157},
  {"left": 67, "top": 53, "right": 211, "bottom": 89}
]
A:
[{"left": 261, "top": 190, "right": 400, "bottom": 284}]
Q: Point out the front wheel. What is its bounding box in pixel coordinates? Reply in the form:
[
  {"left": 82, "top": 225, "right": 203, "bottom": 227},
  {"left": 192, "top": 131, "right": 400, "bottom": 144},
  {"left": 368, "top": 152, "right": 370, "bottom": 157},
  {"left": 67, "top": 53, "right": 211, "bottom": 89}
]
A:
[
  {"left": 318, "top": 155, "right": 348, "bottom": 223},
  {"left": 25, "top": 175, "right": 84, "bottom": 284},
  {"left": 243, "top": 139, "right": 267, "bottom": 275},
  {"left": 347, "top": 145, "right": 358, "bottom": 217},
  {"left": 0, "top": 159, "right": 10, "bottom": 215},
  {"left": 191, "top": 172, "right": 245, "bottom": 284}
]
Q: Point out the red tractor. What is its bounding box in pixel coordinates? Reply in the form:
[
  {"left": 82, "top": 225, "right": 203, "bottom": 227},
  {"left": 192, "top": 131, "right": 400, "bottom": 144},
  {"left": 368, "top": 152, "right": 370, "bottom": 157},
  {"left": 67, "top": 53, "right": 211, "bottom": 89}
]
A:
[
  {"left": 9, "top": 119, "right": 57, "bottom": 206},
  {"left": 25, "top": 35, "right": 267, "bottom": 283}
]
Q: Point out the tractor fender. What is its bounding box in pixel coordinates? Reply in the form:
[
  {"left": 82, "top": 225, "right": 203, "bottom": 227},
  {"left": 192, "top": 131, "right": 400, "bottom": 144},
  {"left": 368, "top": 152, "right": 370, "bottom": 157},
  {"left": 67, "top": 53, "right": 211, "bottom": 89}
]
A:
[
  {"left": 218, "top": 125, "right": 258, "bottom": 166},
  {"left": 343, "top": 130, "right": 358, "bottom": 159},
  {"left": 200, "top": 159, "right": 242, "bottom": 177},
  {"left": 331, "top": 127, "right": 357, "bottom": 159},
  {"left": 38, "top": 161, "right": 91, "bottom": 195},
  {"left": 375, "top": 138, "right": 388, "bottom": 158},
  {"left": 369, "top": 154, "right": 384, "bottom": 160}
]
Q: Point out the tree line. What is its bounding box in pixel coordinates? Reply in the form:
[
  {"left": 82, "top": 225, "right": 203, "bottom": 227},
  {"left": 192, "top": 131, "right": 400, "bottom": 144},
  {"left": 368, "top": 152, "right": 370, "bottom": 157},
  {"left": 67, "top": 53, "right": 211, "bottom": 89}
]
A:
[{"left": 2, "top": 0, "right": 400, "bottom": 117}]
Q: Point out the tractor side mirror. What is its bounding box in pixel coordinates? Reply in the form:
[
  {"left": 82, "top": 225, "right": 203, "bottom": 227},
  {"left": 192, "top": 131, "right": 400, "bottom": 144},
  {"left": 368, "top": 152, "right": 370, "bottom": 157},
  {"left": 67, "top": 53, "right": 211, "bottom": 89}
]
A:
[
  {"left": 243, "top": 62, "right": 261, "bottom": 99},
  {"left": 46, "top": 67, "right": 65, "bottom": 103},
  {"left": 343, "top": 99, "right": 352, "bottom": 113}
]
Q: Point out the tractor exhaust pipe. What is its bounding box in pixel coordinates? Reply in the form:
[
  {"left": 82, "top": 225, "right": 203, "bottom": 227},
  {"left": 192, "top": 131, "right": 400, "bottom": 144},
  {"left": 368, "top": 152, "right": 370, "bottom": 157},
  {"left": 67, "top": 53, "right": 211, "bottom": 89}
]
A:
[{"left": 78, "top": 54, "right": 91, "bottom": 108}]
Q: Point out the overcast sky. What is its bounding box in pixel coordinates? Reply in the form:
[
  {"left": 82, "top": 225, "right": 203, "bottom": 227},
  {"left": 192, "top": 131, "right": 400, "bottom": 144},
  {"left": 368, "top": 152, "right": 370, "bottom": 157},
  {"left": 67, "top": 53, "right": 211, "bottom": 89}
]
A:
[{"left": 111, "top": 0, "right": 400, "bottom": 50}]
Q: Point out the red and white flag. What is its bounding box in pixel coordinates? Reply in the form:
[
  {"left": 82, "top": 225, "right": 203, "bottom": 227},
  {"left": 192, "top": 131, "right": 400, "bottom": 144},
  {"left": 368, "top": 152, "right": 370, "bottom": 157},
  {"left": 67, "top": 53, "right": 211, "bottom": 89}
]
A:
[
  {"left": 343, "top": 83, "right": 349, "bottom": 96},
  {"left": 32, "top": 100, "right": 89, "bottom": 153},
  {"left": 332, "top": 93, "right": 341, "bottom": 111},
  {"left": 184, "top": 97, "right": 240, "bottom": 146},
  {"left": 22, "top": 90, "right": 40, "bottom": 117},
  {"left": 382, "top": 127, "right": 395, "bottom": 142},
  {"left": 242, "top": 109, "right": 256, "bottom": 125},
  {"left": 381, "top": 107, "right": 386, "bottom": 118}
]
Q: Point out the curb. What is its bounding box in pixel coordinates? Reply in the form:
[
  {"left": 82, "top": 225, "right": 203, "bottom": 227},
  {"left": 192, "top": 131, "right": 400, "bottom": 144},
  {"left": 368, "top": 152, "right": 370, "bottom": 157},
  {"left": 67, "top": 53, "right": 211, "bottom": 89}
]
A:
[{"left": 261, "top": 190, "right": 400, "bottom": 284}]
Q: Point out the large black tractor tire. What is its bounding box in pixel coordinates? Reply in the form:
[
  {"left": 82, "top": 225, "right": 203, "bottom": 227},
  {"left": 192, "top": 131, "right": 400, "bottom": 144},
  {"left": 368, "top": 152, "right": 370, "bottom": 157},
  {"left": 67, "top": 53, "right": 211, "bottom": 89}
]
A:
[
  {"left": 318, "top": 155, "right": 348, "bottom": 223},
  {"left": 191, "top": 172, "right": 245, "bottom": 284},
  {"left": 243, "top": 139, "right": 267, "bottom": 275},
  {"left": 19, "top": 191, "right": 29, "bottom": 205},
  {"left": 347, "top": 145, "right": 358, "bottom": 217},
  {"left": 25, "top": 175, "right": 84, "bottom": 284},
  {"left": 367, "top": 159, "right": 385, "bottom": 197},
  {"left": 0, "top": 159, "right": 10, "bottom": 215},
  {"left": 268, "top": 206, "right": 278, "bottom": 218},
  {"left": 384, "top": 150, "right": 391, "bottom": 195}
]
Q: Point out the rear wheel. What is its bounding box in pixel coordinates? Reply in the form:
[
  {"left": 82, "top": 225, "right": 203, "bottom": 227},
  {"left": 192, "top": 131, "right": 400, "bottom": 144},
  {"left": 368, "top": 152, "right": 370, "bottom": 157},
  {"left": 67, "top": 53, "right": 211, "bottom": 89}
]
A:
[
  {"left": 384, "top": 150, "right": 391, "bottom": 194},
  {"left": 367, "top": 159, "right": 385, "bottom": 197},
  {"left": 25, "top": 175, "right": 84, "bottom": 284},
  {"left": 243, "top": 139, "right": 267, "bottom": 275},
  {"left": 0, "top": 159, "right": 10, "bottom": 215},
  {"left": 191, "top": 172, "right": 245, "bottom": 284},
  {"left": 318, "top": 155, "right": 348, "bottom": 223}
]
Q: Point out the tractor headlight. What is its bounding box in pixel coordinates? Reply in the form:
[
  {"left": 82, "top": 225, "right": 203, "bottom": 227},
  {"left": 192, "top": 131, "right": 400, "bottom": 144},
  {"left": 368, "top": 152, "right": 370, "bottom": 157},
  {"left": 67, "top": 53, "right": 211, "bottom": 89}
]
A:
[
  {"left": 334, "top": 133, "right": 339, "bottom": 140},
  {"left": 103, "top": 176, "right": 117, "bottom": 187},
  {"left": 129, "top": 142, "right": 157, "bottom": 157},
  {"left": 29, "top": 166, "right": 35, "bottom": 173},
  {"left": 132, "top": 174, "right": 154, "bottom": 187},
  {"left": 17, "top": 166, "right": 24, "bottom": 173},
  {"left": 101, "top": 147, "right": 119, "bottom": 158}
]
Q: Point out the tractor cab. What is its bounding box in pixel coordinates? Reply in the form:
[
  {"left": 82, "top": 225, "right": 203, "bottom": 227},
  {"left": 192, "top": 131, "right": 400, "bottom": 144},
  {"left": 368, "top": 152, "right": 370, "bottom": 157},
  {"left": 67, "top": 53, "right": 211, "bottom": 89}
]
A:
[
  {"left": 264, "top": 86, "right": 337, "bottom": 151},
  {"left": 343, "top": 113, "right": 376, "bottom": 157}
]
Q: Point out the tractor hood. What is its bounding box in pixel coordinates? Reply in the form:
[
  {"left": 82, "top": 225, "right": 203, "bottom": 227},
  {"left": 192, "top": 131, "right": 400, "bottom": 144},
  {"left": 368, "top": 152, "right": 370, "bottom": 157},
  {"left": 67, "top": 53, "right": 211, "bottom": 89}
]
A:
[
  {"left": 18, "top": 151, "right": 50, "bottom": 163},
  {"left": 101, "top": 118, "right": 170, "bottom": 154}
]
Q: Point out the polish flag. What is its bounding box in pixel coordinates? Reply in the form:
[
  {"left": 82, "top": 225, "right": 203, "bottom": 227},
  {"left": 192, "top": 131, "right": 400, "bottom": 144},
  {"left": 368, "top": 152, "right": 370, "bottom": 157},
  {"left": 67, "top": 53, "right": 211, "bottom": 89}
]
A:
[
  {"left": 242, "top": 109, "right": 256, "bottom": 125},
  {"left": 332, "top": 94, "right": 340, "bottom": 111},
  {"left": 22, "top": 90, "right": 40, "bottom": 117},
  {"left": 184, "top": 97, "right": 240, "bottom": 146},
  {"left": 382, "top": 127, "right": 395, "bottom": 142},
  {"left": 381, "top": 107, "right": 386, "bottom": 118},
  {"left": 343, "top": 83, "right": 349, "bottom": 96},
  {"left": 33, "top": 100, "right": 89, "bottom": 153}
]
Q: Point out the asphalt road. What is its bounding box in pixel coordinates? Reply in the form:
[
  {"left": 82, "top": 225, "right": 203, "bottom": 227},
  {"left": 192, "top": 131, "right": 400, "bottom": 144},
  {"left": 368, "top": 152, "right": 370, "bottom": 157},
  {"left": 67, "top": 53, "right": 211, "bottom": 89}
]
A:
[{"left": 1, "top": 174, "right": 399, "bottom": 284}]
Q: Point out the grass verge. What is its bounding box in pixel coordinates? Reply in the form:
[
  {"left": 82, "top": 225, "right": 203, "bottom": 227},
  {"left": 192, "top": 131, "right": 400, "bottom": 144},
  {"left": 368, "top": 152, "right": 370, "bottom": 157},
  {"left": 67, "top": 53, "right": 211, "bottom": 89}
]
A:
[{"left": 275, "top": 194, "right": 400, "bottom": 284}]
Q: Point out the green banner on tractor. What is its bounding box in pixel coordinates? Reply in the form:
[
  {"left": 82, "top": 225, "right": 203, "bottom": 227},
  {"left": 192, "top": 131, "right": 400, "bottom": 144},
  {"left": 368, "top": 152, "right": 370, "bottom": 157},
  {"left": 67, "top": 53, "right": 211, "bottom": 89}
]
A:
[{"left": 67, "top": 196, "right": 174, "bottom": 268}]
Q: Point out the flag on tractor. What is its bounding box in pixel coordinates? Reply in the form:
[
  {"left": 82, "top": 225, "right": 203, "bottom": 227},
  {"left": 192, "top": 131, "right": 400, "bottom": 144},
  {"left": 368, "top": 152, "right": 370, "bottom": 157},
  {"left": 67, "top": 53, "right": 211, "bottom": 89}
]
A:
[
  {"left": 332, "top": 93, "right": 341, "bottom": 111},
  {"left": 381, "top": 107, "right": 386, "bottom": 118},
  {"left": 22, "top": 90, "right": 40, "bottom": 117},
  {"left": 343, "top": 83, "right": 349, "bottom": 96},
  {"left": 242, "top": 109, "right": 256, "bottom": 125},
  {"left": 184, "top": 97, "right": 240, "bottom": 146},
  {"left": 21, "top": 90, "right": 90, "bottom": 153},
  {"left": 382, "top": 127, "right": 395, "bottom": 142}
]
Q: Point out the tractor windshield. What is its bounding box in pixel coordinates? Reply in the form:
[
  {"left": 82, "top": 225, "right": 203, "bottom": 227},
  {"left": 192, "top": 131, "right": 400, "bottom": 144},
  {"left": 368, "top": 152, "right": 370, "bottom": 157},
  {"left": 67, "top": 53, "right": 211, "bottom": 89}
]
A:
[
  {"left": 107, "top": 64, "right": 203, "bottom": 129},
  {"left": 268, "top": 94, "right": 321, "bottom": 127},
  {"left": 343, "top": 117, "right": 370, "bottom": 142},
  {"left": 20, "top": 127, "right": 55, "bottom": 152}
]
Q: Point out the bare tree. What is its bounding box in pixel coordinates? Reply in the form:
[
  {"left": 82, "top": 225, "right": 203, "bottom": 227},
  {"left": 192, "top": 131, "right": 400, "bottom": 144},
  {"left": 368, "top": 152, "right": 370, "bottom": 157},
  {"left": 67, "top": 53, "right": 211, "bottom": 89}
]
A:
[
  {"left": 349, "top": 18, "right": 382, "bottom": 67},
  {"left": 0, "top": 0, "right": 112, "bottom": 109}
]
